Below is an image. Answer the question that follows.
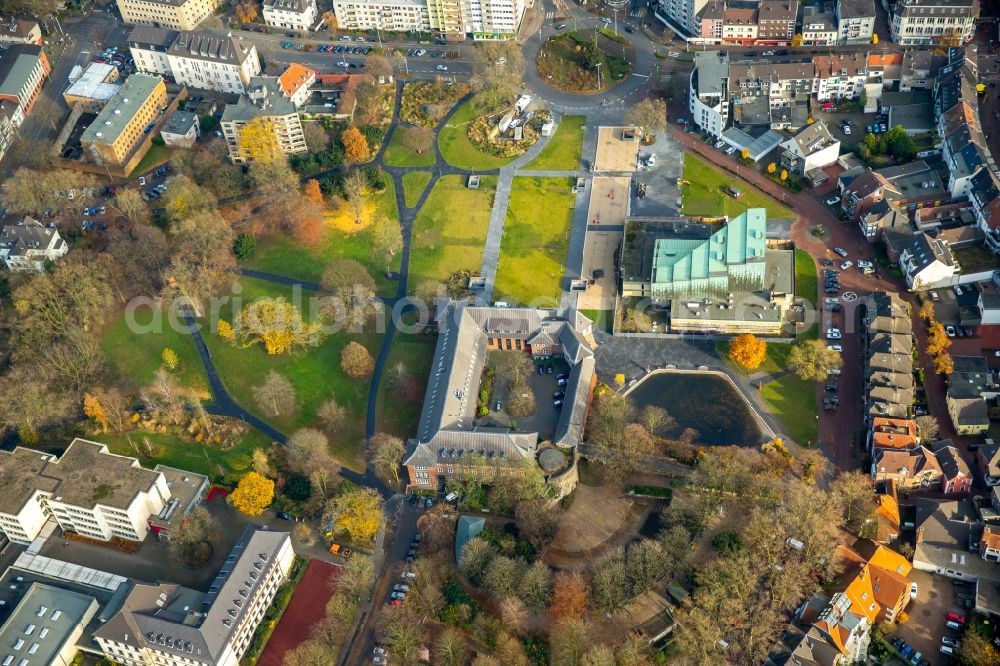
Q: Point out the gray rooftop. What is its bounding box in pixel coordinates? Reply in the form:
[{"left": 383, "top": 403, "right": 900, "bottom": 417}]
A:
[
  {"left": 788, "top": 120, "right": 838, "bottom": 156},
  {"left": 168, "top": 30, "right": 256, "bottom": 65},
  {"left": 221, "top": 76, "right": 296, "bottom": 123},
  {"left": 0, "top": 44, "right": 44, "bottom": 102},
  {"left": 161, "top": 110, "right": 198, "bottom": 136},
  {"left": 0, "top": 439, "right": 163, "bottom": 515},
  {"left": 94, "top": 528, "right": 291, "bottom": 663},
  {"left": 81, "top": 74, "right": 164, "bottom": 147},
  {"left": 0, "top": 220, "right": 64, "bottom": 257},
  {"left": 264, "top": 0, "right": 314, "bottom": 12},
  {"left": 693, "top": 51, "right": 728, "bottom": 98},
  {"left": 128, "top": 25, "right": 177, "bottom": 50},
  {"left": 0, "top": 583, "right": 100, "bottom": 666},
  {"left": 837, "top": 0, "right": 875, "bottom": 18}
]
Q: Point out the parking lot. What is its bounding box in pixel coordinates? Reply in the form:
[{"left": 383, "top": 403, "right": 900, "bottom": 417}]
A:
[
  {"left": 488, "top": 353, "right": 571, "bottom": 439},
  {"left": 892, "top": 570, "right": 970, "bottom": 666}
]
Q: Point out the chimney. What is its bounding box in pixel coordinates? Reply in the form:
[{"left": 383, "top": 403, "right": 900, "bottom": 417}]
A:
[{"left": 916, "top": 527, "right": 924, "bottom": 544}]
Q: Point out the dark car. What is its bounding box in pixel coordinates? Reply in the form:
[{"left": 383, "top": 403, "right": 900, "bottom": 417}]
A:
[
  {"left": 546, "top": 366, "right": 553, "bottom": 375},
  {"left": 408, "top": 494, "right": 418, "bottom": 506},
  {"left": 424, "top": 497, "right": 433, "bottom": 509},
  {"left": 825, "top": 384, "right": 838, "bottom": 392},
  {"left": 553, "top": 391, "right": 565, "bottom": 400},
  {"left": 276, "top": 511, "right": 296, "bottom": 521},
  {"left": 537, "top": 364, "right": 544, "bottom": 375},
  {"left": 556, "top": 373, "right": 569, "bottom": 381},
  {"left": 822, "top": 259, "right": 834, "bottom": 266},
  {"left": 624, "top": 25, "right": 635, "bottom": 33}
]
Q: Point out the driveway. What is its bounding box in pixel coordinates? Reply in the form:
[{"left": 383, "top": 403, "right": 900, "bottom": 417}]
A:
[{"left": 893, "top": 569, "right": 961, "bottom": 666}]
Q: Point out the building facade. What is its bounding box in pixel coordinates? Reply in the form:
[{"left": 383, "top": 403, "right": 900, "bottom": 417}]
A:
[
  {"left": 835, "top": 0, "right": 876, "bottom": 44},
  {"left": 0, "top": 218, "right": 68, "bottom": 272},
  {"left": 689, "top": 51, "right": 729, "bottom": 138},
  {"left": 0, "top": 44, "right": 50, "bottom": 121},
  {"left": 0, "top": 17, "right": 42, "bottom": 45},
  {"left": 220, "top": 76, "right": 306, "bottom": 163},
  {"left": 890, "top": 0, "right": 978, "bottom": 46},
  {"left": 656, "top": 0, "right": 709, "bottom": 37},
  {"left": 128, "top": 26, "right": 261, "bottom": 95},
  {"left": 331, "top": 0, "right": 430, "bottom": 31},
  {"left": 160, "top": 109, "right": 200, "bottom": 147},
  {"left": 334, "top": 0, "right": 524, "bottom": 37},
  {"left": 81, "top": 74, "right": 168, "bottom": 167},
  {"left": 0, "top": 439, "right": 172, "bottom": 545},
  {"left": 95, "top": 528, "right": 294, "bottom": 666},
  {"left": 757, "top": 0, "right": 798, "bottom": 42},
  {"left": 263, "top": 0, "right": 319, "bottom": 31},
  {"left": 116, "top": 0, "right": 224, "bottom": 31}
]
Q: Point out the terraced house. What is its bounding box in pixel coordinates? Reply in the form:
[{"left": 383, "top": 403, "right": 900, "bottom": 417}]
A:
[{"left": 128, "top": 26, "right": 261, "bottom": 95}]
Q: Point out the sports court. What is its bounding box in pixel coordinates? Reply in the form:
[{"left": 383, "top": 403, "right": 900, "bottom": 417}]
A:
[
  {"left": 257, "top": 559, "right": 341, "bottom": 666},
  {"left": 593, "top": 127, "right": 640, "bottom": 172}
]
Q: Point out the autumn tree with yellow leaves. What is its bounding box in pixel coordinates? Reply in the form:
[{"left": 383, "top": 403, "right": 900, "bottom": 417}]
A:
[
  {"left": 341, "top": 127, "right": 370, "bottom": 163},
  {"left": 233, "top": 297, "right": 323, "bottom": 355},
  {"left": 230, "top": 472, "right": 275, "bottom": 517},
  {"left": 729, "top": 333, "right": 767, "bottom": 371},
  {"left": 323, "top": 486, "right": 384, "bottom": 543},
  {"left": 237, "top": 117, "right": 283, "bottom": 164},
  {"left": 83, "top": 393, "right": 108, "bottom": 431}
]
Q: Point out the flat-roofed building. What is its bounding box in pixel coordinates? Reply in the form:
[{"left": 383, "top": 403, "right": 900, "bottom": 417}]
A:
[
  {"left": 331, "top": 0, "right": 430, "bottom": 31},
  {"left": 220, "top": 76, "right": 305, "bottom": 163},
  {"left": 890, "top": 0, "right": 977, "bottom": 46},
  {"left": 63, "top": 62, "right": 122, "bottom": 112},
  {"left": 95, "top": 528, "right": 294, "bottom": 666},
  {"left": 116, "top": 0, "right": 224, "bottom": 31},
  {"left": 835, "top": 0, "right": 875, "bottom": 44},
  {"left": 159, "top": 109, "right": 200, "bottom": 147},
  {"left": 81, "top": 74, "right": 168, "bottom": 167},
  {"left": 0, "top": 439, "right": 175, "bottom": 545},
  {"left": 0, "top": 583, "right": 100, "bottom": 666}
]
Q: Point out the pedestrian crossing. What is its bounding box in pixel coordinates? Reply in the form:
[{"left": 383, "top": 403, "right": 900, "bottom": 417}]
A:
[{"left": 545, "top": 10, "right": 554, "bottom": 18}]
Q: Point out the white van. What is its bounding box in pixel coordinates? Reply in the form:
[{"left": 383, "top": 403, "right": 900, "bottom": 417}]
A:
[
  {"left": 946, "top": 620, "right": 962, "bottom": 631},
  {"left": 940, "top": 645, "right": 954, "bottom": 655},
  {"left": 444, "top": 492, "right": 458, "bottom": 503}
]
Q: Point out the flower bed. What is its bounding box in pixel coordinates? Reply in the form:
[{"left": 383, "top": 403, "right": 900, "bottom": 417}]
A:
[
  {"left": 400, "top": 81, "right": 471, "bottom": 128},
  {"left": 64, "top": 532, "right": 142, "bottom": 553},
  {"left": 464, "top": 109, "right": 550, "bottom": 159}
]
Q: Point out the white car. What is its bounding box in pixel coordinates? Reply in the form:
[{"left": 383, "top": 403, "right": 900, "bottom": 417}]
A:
[
  {"left": 824, "top": 297, "right": 839, "bottom": 305},
  {"left": 724, "top": 146, "right": 737, "bottom": 155},
  {"left": 374, "top": 647, "right": 388, "bottom": 656},
  {"left": 826, "top": 328, "right": 842, "bottom": 340},
  {"left": 946, "top": 325, "right": 956, "bottom": 337},
  {"left": 495, "top": 56, "right": 506, "bottom": 64},
  {"left": 827, "top": 344, "right": 843, "bottom": 353},
  {"left": 667, "top": 51, "right": 680, "bottom": 58},
  {"left": 401, "top": 571, "right": 417, "bottom": 579},
  {"left": 138, "top": 176, "right": 146, "bottom": 186},
  {"left": 843, "top": 125, "right": 851, "bottom": 135},
  {"left": 825, "top": 196, "right": 840, "bottom": 206},
  {"left": 762, "top": 50, "right": 775, "bottom": 56},
  {"left": 910, "top": 582, "right": 918, "bottom": 600},
  {"left": 840, "top": 261, "right": 853, "bottom": 270},
  {"left": 436, "top": 64, "right": 448, "bottom": 71},
  {"left": 337, "top": 61, "right": 350, "bottom": 68}
]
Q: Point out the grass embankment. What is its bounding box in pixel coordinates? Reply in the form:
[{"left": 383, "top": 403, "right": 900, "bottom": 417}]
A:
[{"left": 680, "top": 153, "right": 795, "bottom": 219}]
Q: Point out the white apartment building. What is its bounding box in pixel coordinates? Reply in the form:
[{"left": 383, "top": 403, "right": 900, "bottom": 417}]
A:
[
  {"left": 128, "top": 26, "right": 261, "bottom": 95},
  {"left": 95, "top": 528, "right": 294, "bottom": 666},
  {"left": 263, "top": 0, "right": 319, "bottom": 31},
  {"left": 835, "top": 0, "right": 876, "bottom": 44},
  {"left": 468, "top": 0, "right": 525, "bottom": 36},
  {"left": 0, "top": 218, "right": 68, "bottom": 272},
  {"left": 890, "top": 0, "right": 978, "bottom": 46},
  {"left": 116, "top": 0, "right": 224, "bottom": 31},
  {"left": 800, "top": 11, "right": 839, "bottom": 45},
  {"left": 221, "top": 76, "right": 306, "bottom": 163},
  {"left": 0, "top": 439, "right": 170, "bottom": 545},
  {"left": 813, "top": 53, "right": 868, "bottom": 101},
  {"left": 689, "top": 51, "right": 729, "bottom": 138},
  {"left": 331, "top": 0, "right": 429, "bottom": 32},
  {"left": 656, "top": 0, "right": 709, "bottom": 36}
]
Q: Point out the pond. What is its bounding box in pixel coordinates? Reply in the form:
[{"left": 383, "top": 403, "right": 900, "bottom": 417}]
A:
[{"left": 627, "top": 372, "right": 763, "bottom": 446}]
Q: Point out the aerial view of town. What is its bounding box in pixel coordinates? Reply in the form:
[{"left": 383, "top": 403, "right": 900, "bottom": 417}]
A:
[{"left": 1, "top": 0, "right": 1000, "bottom": 662}]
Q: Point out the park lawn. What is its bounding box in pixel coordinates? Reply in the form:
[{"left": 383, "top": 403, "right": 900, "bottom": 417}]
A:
[
  {"left": 402, "top": 171, "right": 433, "bottom": 208},
  {"left": 795, "top": 249, "right": 818, "bottom": 308},
  {"left": 760, "top": 373, "right": 817, "bottom": 446},
  {"left": 201, "top": 276, "right": 378, "bottom": 471},
  {"left": 438, "top": 100, "right": 516, "bottom": 170},
  {"left": 83, "top": 429, "right": 272, "bottom": 484},
  {"left": 241, "top": 179, "right": 399, "bottom": 296},
  {"left": 375, "top": 332, "right": 435, "bottom": 440},
  {"left": 681, "top": 154, "right": 795, "bottom": 219},
  {"left": 525, "top": 115, "right": 586, "bottom": 171},
  {"left": 101, "top": 310, "right": 209, "bottom": 394},
  {"left": 494, "top": 176, "right": 575, "bottom": 306},
  {"left": 580, "top": 308, "right": 613, "bottom": 333},
  {"left": 409, "top": 174, "right": 498, "bottom": 289},
  {"left": 716, "top": 339, "right": 792, "bottom": 377},
  {"left": 384, "top": 128, "right": 436, "bottom": 167}
]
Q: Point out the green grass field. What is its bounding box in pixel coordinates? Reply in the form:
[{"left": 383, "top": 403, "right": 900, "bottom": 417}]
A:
[
  {"left": 409, "top": 174, "right": 498, "bottom": 289},
  {"left": 200, "top": 276, "right": 379, "bottom": 471},
  {"left": 402, "top": 171, "right": 433, "bottom": 208},
  {"left": 438, "top": 100, "right": 517, "bottom": 170},
  {"left": 375, "top": 332, "right": 435, "bottom": 440},
  {"left": 580, "top": 308, "right": 613, "bottom": 333},
  {"left": 101, "top": 309, "right": 209, "bottom": 394},
  {"left": 241, "top": 179, "right": 399, "bottom": 295},
  {"left": 525, "top": 115, "right": 586, "bottom": 171},
  {"left": 761, "top": 373, "right": 817, "bottom": 446},
  {"left": 795, "top": 249, "right": 818, "bottom": 308},
  {"left": 131, "top": 143, "right": 171, "bottom": 178},
  {"left": 494, "top": 177, "right": 575, "bottom": 306},
  {"left": 384, "top": 128, "right": 436, "bottom": 167},
  {"left": 681, "top": 154, "right": 795, "bottom": 219}
]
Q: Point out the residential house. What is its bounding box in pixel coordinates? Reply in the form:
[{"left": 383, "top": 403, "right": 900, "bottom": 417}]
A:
[
  {"left": 944, "top": 355, "right": 993, "bottom": 436},
  {"left": 949, "top": 397, "right": 991, "bottom": 436},
  {"left": 719, "top": 6, "right": 758, "bottom": 44},
  {"left": 757, "top": 0, "right": 798, "bottom": 43},
  {"left": 116, "top": 0, "right": 224, "bottom": 31},
  {"left": 900, "top": 50, "right": 943, "bottom": 92},
  {"left": 129, "top": 26, "right": 262, "bottom": 95},
  {"left": 0, "top": 17, "right": 42, "bottom": 45},
  {"left": 936, "top": 443, "right": 973, "bottom": 494},
  {"left": 0, "top": 44, "right": 50, "bottom": 123},
  {"left": 779, "top": 120, "right": 841, "bottom": 176},
  {"left": 867, "top": 52, "right": 903, "bottom": 89},
  {"left": 914, "top": 201, "right": 976, "bottom": 232},
  {"left": 859, "top": 201, "right": 908, "bottom": 243},
  {"left": 968, "top": 169, "right": 1000, "bottom": 254},
  {"left": 696, "top": 0, "right": 725, "bottom": 40},
  {"left": 869, "top": 417, "right": 919, "bottom": 451},
  {"left": 656, "top": 0, "right": 711, "bottom": 37},
  {"left": 976, "top": 443, "right": 1000, "bottom": 486},
  {"left": 277, "top": 62, "right": 316, "bottom": 108},
  {"left": 835, "top": 0, "right": 875, "bottom": 44},
  {"left": 0, "top": 218, "right": 68, "bottom": 272},
  {"left": 95, "top": 528, "right": 294, "bottom": 666},
  {"left": 728, "top": 61, "right": 816, "bottom": 130},
  {"left": 982, "top": 524, "right": 1000, "bottom": 562},
  {"left": 939, "top": 100, "right": 992, "bottom": 198},
  {"left": 62, "top": 62, "right": 122, "bottom": 113},
  {"left": 331, "top": 0, "right": 431, "bottom": 32},
  {"left": 842, "top": 170, "right": 897, "bottom": 222},
  {"left": 263, "top": 0, "right": 318, "bottom": 31},
  {"left": 425, "top": 0, "right": 525, "bottom": 37},
  {"left": 890, "top": 0, "right": 977, "bottom": 46},
  {"left": 899, "top": 232, "right": 957, "bottom": 290},
  {"left": 813, "top": 53, "right": 868, "bottom": 101},
  {"left": 872, "top": 446, "right": 942, "bottom": 490},
  {"left": 913, "top": 498, "right": 997, "bottom": 584},
  {"left": 0, "top": 583, "right": 100, "bottom": 666},
  {"left": 81, "top": 74, "right": 169, "bottom": 169},
  {"left": 689, "top": 51, "right": 729, "bottom": 138},
  {"left": 796, "top": 574, "right": 878, "bottom": 661},
  {"left": 159, "top": 109, "right": 200, "bottom": 147},
  {"left": 402, "top": 304, "right": 594, "bottom": 495},
  {"left": 800, "top": 10, "right": 838, "bottom": 45},
  {"left": 220, "top": 76, "right": 306, "bottom": 163},
  {"left": 874, "top": 479, "right": 902, "bottom": 544},
  {"left": 842, "top": 539, "right": 914, "bottom": 623}
]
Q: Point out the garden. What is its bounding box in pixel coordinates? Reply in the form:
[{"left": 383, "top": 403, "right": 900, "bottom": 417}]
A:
[
  {"left": 536, "top": 30, "right": 632, "bottom": 93},
  {"left": 408, "top": 174, "right": 499, "bottom": 290},
  {"left": 438, "top": 98, "right": 522, "bottom": 170},
  {"left": 493, "top": 176, "right": 576, "bottom": 306}
]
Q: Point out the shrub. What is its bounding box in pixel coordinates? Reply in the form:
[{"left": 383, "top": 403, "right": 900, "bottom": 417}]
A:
[{"left": 233, "top": 232, "right": 256, "bottom": 260}]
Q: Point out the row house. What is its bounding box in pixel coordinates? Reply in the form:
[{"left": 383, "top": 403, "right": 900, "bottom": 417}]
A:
[
  {"left": 863, "top": 293, "right": 915, "bottom": 440},
  {"left": 937, "top": 443, "right": 973, "bottom": 493},
  {"left": 868, "top": 417, "right": 919, "bottom": 453},
  {"left": 800, "top": 10, "right": 838, "bottom": 45},
  {"left": 729, "top": 61, "right": 816, "bottom": 110},
  {"left": 900, "top": 50, "right": 944, "bottom": 92},
  {"left": 757, "top": 0, "right": 798, "bottom": 42},
  {"left": 873, "top": 445, "right": 942, "bottom": 490},
  {"left": 129, "top": 26, "right": 262, "bottom": 95},
  {"left": 697, "top": 0, "right": 796, "bottom": 44},
  {"left": 835, "top": 0, "right": 876, "bottom": 44},
  {"left": 890, "top": 0, "right": 978, "bottom": 46},
  {"left": 945, "top": 355, "right": 994, "bottom": 436},
  {"left": 813, "top": 53, "right": 868, "bottom": 101}
]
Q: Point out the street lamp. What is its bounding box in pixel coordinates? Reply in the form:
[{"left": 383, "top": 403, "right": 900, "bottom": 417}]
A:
[{"left": 595, "top": 62, "right": 602, "bottom": 90}]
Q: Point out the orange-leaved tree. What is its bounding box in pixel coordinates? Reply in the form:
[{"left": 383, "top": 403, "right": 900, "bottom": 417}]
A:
[
  {"left": 342, "top": 127, "right": 370, "bottom": 163},
  {"left": 729, "top": 333, "right": 768, "bottom": 371},
  {"left": 230, "top": 472, "right": 274, "bottom": 517}
]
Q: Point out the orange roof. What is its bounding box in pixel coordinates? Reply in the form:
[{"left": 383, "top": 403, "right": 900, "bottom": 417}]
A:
[
  {"left": 843, "top": 566, "right": 881, "bottom": 625},
  {"left": 867, "top": 563, "right": 910, "bottom": 615},
  {"left": 875, "top": 490, "right": 901, "bottom": 539},
  {"left": 278, "top": 63, "right": 316, "bottom": 97},
  {"left": 983, "top": 525, "right": 1000, "bottom": 552},
  {"left": 868, "top": 53, "right": 903, "bottom": 67},
  {"left": 867, "top": 544, "right": 912, "bottom": 577},
  {"left": 871, "top": 418, "right": 918, "bottom": 449}
]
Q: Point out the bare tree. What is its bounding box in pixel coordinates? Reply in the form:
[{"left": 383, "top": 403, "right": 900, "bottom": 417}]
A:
[
  {"left": 343, "top": 169, "right": 368, "bottom": 224},
  {"left": 371, "top": 432, "right": 405, "bottom": 483},
  {"left": 639, "top": 405, "right": 676, "bottom": 436},
  {"left": 114, "top": 188, "right": 149, "bottom": 224},
  {"left": 915, "top": 415, "right": 940, "bottom": 441},
  {"left": 167, "top": 506, "right": 217, "bottom": 562},
  {"left": 252, "top": 371, "right": 298, "bottom": 418},
  {"left": 368, "top": 214, "right": 403, "bottom": 273},
  {"left": 400, "top": 126, "right": 434, "bottom": 155},
  {"left": 317, "top": 396, "right": 348, "bottom": 433}
]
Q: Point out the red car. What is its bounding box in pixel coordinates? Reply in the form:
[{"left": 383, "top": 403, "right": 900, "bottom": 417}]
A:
[
  {"left": 391, "top": 598, "right": 405, "bottom": 607},
  {"left": 947, "top": 612, "right": 966, "bottom": 624}
]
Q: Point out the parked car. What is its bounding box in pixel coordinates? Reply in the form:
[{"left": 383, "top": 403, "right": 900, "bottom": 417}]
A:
[
  {"left": 946, "top": 325, "right": 957, "bottom": 337},
  {"left": 834, "top": 247, "right": 848, "bottom": 257},
  {"left": 281, "top": 41, "right": 293, "bottom": 48},
  {"left": 942, "top": 636, "right": 961, "bottom": 648},
  {"left": 827, "top": 344, "right": 842, "bottom": 353},
  {"left": 391, "top": 598, "right": 405, "bottom": 606},
  {"left": 910, "top": 582, "right": 918, "bottom": 599},
  {"left": 947, "top": 612, "right": 966, "bottom": 624},
  {"left": 390, "top": 591, "right": 406, "bottom": 600},
  {"left": 276, "top": 511, "right": 296, "bottom": 521},
  {"left": 825, "top": 196, "right": 840, "bottom": 205},
  {"left": 138, "top": 176, "right": 146, "bottom": 186},
  {"left": 393, "top": 584, "right": 410, "bottom": 592},
  {"left": 401, "top": 570, "right": 417, "bottom": 579},
  {"left": 373, "top": 657, "right": 387, "bottom": 665},
  {"left": 840, "top": 261, "right": 853, "bottom": 270},
  {"left": 553, "top": 399, "right": 564, "bottom": 408},
  {"left": 553, "top": 391, "right": 565, "bottom": 400}
]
